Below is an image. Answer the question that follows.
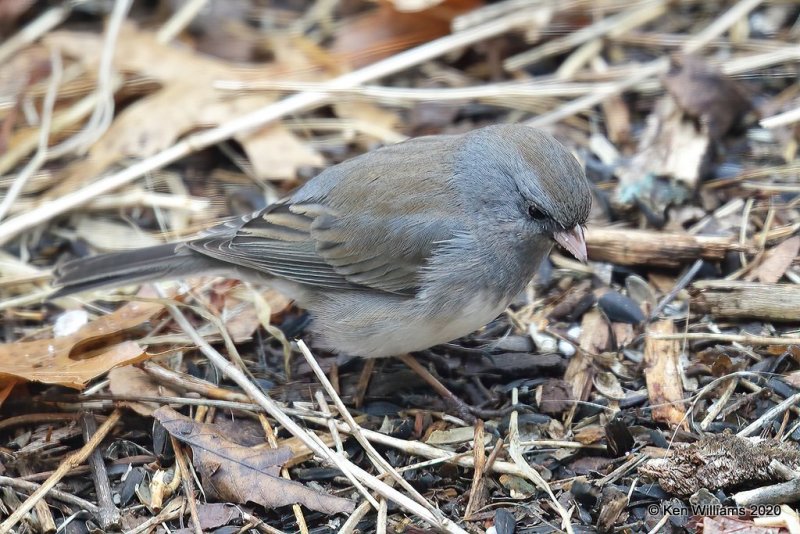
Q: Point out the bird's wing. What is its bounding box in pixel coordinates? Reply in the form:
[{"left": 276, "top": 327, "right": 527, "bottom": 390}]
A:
[
  {"left": 185, "top": 136, "right": 465, "bottom": 295},
  {"left": 185, "top": 200, "right": 456, "bottom": 295}
]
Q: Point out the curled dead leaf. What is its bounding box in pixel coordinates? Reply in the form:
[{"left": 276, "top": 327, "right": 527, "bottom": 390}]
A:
[
  {"left": 0, "top": 300, "right": 163, "bottom": 389},
  {"left": 153, "top": 407, "right": 355, "bottom": 515}
]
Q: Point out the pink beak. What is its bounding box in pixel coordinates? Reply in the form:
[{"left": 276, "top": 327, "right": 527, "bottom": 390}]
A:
[{"left": 553, "top": 225, "right": 588, "bottom": 263}]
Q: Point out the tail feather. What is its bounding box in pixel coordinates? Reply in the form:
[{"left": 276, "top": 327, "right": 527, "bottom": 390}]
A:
[{"left": 52, "top": 244, "right": 213, "bottom": 297}]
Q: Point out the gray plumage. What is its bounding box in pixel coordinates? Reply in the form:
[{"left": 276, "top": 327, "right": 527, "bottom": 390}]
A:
[{"left": 53, "top": 124, "right": 592, "bottom": 357}]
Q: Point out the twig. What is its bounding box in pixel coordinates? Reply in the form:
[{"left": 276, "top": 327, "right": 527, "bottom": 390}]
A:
[
  {"left": 162, "top": 301, "right": 467, "bottom": 533},
  {"left": 699, "top": 378, "right": 739, "bottom": 431},
  {"left": 354, "top": 358, "right": 375, "bottom": 408},
  {"left": 397, "top": 353, "right": 474, "bottom": 421},
  {"left": 752, "top": 505, "right": 800, "bottom": 533},
  {"left": 156, "top": 0, "right": 209, "bottom": 43},
  {"left": 735, "top": 481, "right": 800, "bottom": 506},
  {"left": 338, "top": 500, "right": 372, "bottom": 534},
  {"left": 0, "top": 409, "right": 122, "bottom": 534},
  {"left": 170, "top": 437, "right": 203, "bottom": 534},
  {"left": 648, "top": 259, "right": 704, "bottom": 320},
  {"left": 214, "top": 79, "right": 609, "bottom": 101},
  {"left": 527, "top": 0, "right": 766, "bottom": 127},
  {"left": 297, "top": 341, "right": 446, "bottom": 521},
  {"left": 649, "top": 332, "right": 800, "bottom": 345},
  {"left": 739, "top": 197, "right": 754, "bottom": 268},
  {"left": 0, "top": 48, "right": 61, "bottom": 222},
  {"left": 463, "top": 420, "right": 487, "bottom": 521},
  {"left": 508, "top": 388, "right": 574, "bottom": 534},
  {"left": 504, "top": 0, "right": 666, "bottom": 70},
  {"left": 526, "top": 57, "right": 667, "bottom": 127},
  {"left": 377, "top": 498, "right": 388, "bottom": 534},
  {"left": 646, "top": 513, "right": 671, "bottom": 534},
  {"left": 80, "top": 413, "right": 121, "bottom": 530},
  {"left": 49, "top": 0, "right": 132, "bottom": 159},
  {"left": 452, "top": 0, "right": 553, "bottom": 31},
  {"left": 240, "top": 511, "right": 290, "bottom": 534},
  {"left": 761, "top": 106, "right": 800, "bottom": 129},
  {"left": 0, "top": 1, "right": 87, "bottom": 64},
  {"left": 738, "top": 391, "right": 800, "bottom": 438},
  {"left": 314, "top": 390, "right": 345, "bottom": 454},
  {"left": 124, "top": 496, "right": 185, "bottom": 534},
  {"left": 89, "top": 390, "right": 536, "bottom": 478},
  {"left": 0, "top": 476, "right": 100, "bottom": 515},
  {"left": 682, "top": 0, "right": 765, "bottom": 54},
  {"left": 261, "top": 416, "right": 310, "bottom": 534}
]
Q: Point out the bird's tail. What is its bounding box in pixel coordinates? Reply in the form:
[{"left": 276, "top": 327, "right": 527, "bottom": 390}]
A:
[{"left": 51, "top": 243, "right": 212, "bottom": 297}]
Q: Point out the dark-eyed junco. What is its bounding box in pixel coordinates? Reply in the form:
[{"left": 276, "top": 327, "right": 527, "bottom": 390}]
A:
[{"left": 54, "top": 124, "right": 591, "bottom": 357}]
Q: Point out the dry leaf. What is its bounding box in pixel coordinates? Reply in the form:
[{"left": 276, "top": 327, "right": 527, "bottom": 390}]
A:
[
  {"left": 109, "top": 365, "right": 178, "bottom": 416},
  {"left": 153, "top": 407, "right": 355, "bottom": 515},
  {"left": 331, "top": 0, "right": 480, "bottom": 68},
  {"left": 663, "top": 55, "right": 752, "bottom": 140},
  {"left": 238, "top": 124, "right": 324, "bottom": 181},
  {"left": 0, "top": 382, "right": 14, "bottom": 408},
  {"left": 333, "top": 101, "right": 404, "bottom": 144},
  {"left": 43, "top": 23, "right": 318, "bottom": 196},
  {"left": 746, "top": 236, "right": 800, "bottom": 284},
  {"left": 425, "top": 426, "right": 485, "bottom": 447},
  {"left": 75, "top": 218, "right": 163, "bottom": 251},
  {"left": 218, "top": 284, "right": 292, "bottom": 342},
  {"left": 535, "top": 379, "right": 573, "bottom": 416},
  {"left": 0, "top": 300, "right": 163, "bottom": 389},
  {"left": 189, "top": 503, "right": 242, "bottom": 532}
]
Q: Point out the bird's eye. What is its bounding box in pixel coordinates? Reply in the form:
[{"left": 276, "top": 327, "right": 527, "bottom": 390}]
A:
[{"left": 528, "top": 205, "right": 547, "bottom": 220}]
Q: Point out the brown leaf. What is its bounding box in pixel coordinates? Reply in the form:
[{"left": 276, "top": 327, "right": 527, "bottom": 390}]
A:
[
  {"left": 747, "top": 236, "right": 800, "bottom": 284},
  {"left": 663, "top": 55, "right": 752, "bottom": 140},
  {"left": 331, "top": 0, "right": 480, "bottom": 68},
  {"left": 239, "top": 124, "right": 324, "bottom": 181},
  {"left": 0, "top": 300, "right": 163, "bottom": 389},
  {"left": 43, "top": 23, "right": 317, "bottom": 196},
  {"left": 0, "top": 382, "right": 14, "bottom": 408},
  {"left": 153, "top": 407, "right": 355, "bottom": 515},
  {"left": 109, "top": 365, "right": 178, "bottom": 416},
  {"left": 190, "top": 503, "right": 241, "bottom": 532},
  {"left": 535, "top": 379, "right": 573, "bottom": 416},
  {"left": 573, "top": 425, "right": 606, "bottom": 445}
]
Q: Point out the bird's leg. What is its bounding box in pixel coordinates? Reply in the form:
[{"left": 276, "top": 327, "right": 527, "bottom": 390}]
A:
[
  {"left": 354, "top": 358, "right": 376, "bottom": 408},
  {"left": 396, "top": 353, "right": 476, "bottom": 423}
]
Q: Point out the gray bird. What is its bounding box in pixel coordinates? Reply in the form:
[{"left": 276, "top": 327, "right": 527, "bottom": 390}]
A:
[{"left": 53, "top": 124, "right": 592, "bottom": 358}]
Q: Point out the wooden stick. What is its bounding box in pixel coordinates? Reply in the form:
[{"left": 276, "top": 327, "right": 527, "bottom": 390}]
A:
[
  {"left": 80, "top": 413, "right": 121, "bottom": 530},
  {"left": 644, "top": 321, "right": 687, "bottom": 429},
  {"left": 586, "top": 227, "right": 750, "bottom": 268},
  {"left": 650, "top": 332, "right": 800, "bottom": 346},
  {"left": 690, "top": 280, "right": 800, "bottom": 322}
]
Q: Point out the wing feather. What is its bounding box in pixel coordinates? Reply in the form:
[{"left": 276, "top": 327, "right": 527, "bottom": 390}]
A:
[{"left": 185, "top": 134, "right": 466, "bottom": 295}]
